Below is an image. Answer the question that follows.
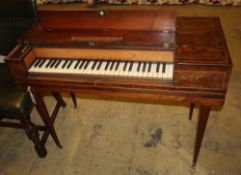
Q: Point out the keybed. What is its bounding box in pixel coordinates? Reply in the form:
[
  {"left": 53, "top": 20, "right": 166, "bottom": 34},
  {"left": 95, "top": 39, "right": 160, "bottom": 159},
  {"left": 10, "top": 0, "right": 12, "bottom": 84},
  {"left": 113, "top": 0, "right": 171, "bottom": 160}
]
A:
[{"left": 29, "top": 58, "right": 174, "bottom": 80}]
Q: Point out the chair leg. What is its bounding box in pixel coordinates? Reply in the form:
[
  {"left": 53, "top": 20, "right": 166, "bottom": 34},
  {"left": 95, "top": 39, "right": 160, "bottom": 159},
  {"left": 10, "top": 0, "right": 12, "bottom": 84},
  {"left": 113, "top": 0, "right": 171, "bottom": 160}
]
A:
[
  {"left": 20, "top": 114, "right": 47, "bottom": 157},
  {"left": 70, "top": 93, "right": 77, "bottom": 108},
  {"left": 189, "top": 103, "right": 195, "bottom": 120},
  {"left": 52, "top": 92, "right": 66, "bottom": 107}
]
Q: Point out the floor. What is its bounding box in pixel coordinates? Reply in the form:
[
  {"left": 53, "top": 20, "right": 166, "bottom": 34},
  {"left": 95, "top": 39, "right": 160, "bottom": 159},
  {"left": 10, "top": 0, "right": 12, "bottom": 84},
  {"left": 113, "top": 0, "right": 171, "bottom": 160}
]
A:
[{"left": 0, "top": 4, "right": 241, "bottom": 175}]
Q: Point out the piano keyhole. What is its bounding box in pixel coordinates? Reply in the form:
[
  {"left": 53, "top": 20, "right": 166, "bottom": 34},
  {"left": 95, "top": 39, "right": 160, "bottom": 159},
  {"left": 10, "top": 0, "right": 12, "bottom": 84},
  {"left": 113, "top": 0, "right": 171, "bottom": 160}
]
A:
[{"left": 99, "top": 10, "right": 105, "bottom": 16}]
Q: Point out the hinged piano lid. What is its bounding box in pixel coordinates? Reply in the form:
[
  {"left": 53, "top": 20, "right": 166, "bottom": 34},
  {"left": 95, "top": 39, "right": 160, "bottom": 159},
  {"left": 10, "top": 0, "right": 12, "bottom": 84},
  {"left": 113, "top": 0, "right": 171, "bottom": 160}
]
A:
[
  {"left": 18, "top": 9, "right": 176, "bottom": 50},
  {"left": 37, "top": 9, "right": 176, "bottom": 32}
]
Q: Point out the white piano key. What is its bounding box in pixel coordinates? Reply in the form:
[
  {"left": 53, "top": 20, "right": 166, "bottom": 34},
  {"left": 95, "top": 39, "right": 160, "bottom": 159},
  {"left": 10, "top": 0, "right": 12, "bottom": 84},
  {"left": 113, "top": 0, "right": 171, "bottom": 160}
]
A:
[
  {"left": 53, "top": 59, "right": 62, "bottom": 69},
  {"left": 142, "top": 63, "right": 149, "bottom": 78},
  {"left": 146, "top": 63, "right": 154, "bottom": 78},
  {"left": 117, "top": 62, "right": 125, "bottom": 76},
  {"left": 101, "top": 61, "right": 110, "bottom": 75},
  {"left": 157, "top": 63, "right": 163, "bottom": 79},
  {"left": 43, "top": 59, "right": 56, "bottom": 73},
  {"left": 67, "top": 60, "right": 78, "bottom": 74},
  {"left": 131, "top": 62, "right": 139, "bottom": 77},
  {"left": 55, "top": 60, "right": 67, "bottom": 73},
  {"left": 78, "top": 60, "right": 88, "bottom": 74},
  {"left": 151, "top": 63, "right": 158, "bottom": 78},
  {"left": 112, "top": 62, "right": 121, "bottom": 75},
  {"left": 92, "top": 61, "right": 101, "bottom": 75},
  {"left": 162, "top": 64, "right": 169, "bottom": 80},
  {"left": 122, "top": 62, "right": 130, "bottom": 76},
  {"left": 32, "top": 59, "right": 41, "bottom": 67},
  {"left": 84, "top": 61, "right": 94, "bottom": 74},
  {"left": 61, "top": 60, "right": 71, "bottom": 73},
  {"left": 137, "top": 63, "right": 143, "bottom": 78},
  {"left": 29, "top": 60, "right": 39, "bottom": 72},
  {"left": 126, "top": 62, "right": 134, "bottom": 77},
  {"left": 87, "top": 61, "right": 97, "bottom": 75},
  {"left": 166, "top": 64, "right": 174, "bottom": 79},
  {"left": 45, "top": 59, "right": 54, "bottom": 68},
  {"left": 99, "top": 61, "right": 107, "bottom": 75},
  {"left": 107, "top": 62, "right": 114, "bottom": 76},
  {"left": 104, "top": 61, "right": 113, "bottom": 75}
]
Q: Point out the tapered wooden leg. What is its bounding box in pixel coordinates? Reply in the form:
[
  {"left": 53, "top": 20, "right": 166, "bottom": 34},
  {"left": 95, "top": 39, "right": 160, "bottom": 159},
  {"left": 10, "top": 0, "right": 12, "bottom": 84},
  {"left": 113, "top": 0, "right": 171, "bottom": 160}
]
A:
[
  {"left": 52, "top": 92, "right": 66, "bottom": 107},
  {"left": 189, "top": 103, "right": 195, "bottom": 120},
  {"left": 192, "top": 105, "right": 211, "bottom": 168},
  {"left": 33, "top": 92, "right": 62, "bottom": 148},
  {"left": 20, "top": 114, "right": 47, "bottom": 157},
  {"left": 70, "top": 93, "right": 77, "bottom": 108}
]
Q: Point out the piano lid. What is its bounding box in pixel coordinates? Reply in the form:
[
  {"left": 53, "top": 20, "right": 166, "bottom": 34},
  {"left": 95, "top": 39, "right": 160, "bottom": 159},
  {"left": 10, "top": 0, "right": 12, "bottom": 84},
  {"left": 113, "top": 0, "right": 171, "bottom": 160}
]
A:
[
  {"left": 37, "top": 9, "right": 176, "bottom": 32},
  {"left": 18, "top": 9, "right": 176, "bottom": 50}
]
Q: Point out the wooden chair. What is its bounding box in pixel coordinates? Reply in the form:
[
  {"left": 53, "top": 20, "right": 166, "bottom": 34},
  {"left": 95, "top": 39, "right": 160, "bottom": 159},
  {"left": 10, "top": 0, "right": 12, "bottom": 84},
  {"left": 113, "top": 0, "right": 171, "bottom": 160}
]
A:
[{"left": 0, "top": 64, "right": 65, "bottom": 157}]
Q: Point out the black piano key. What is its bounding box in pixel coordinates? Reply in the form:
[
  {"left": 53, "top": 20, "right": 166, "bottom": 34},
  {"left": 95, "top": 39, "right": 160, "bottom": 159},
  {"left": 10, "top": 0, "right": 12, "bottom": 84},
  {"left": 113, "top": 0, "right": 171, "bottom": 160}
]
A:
[
  {"left": 123, "top": 61, "right": 128, "bottom": 71},
  {"left": 84, "top": 60, "right": 90, "bottom": 69},
  {"left": 142, "top": 62, "right": 146, "bottom": 72},
  {"left": 67, "top": 60, "right": 73, "bottom": 69},
  {"left": 115, "top": 61, "right": 120, "bottom": 71},
  {"left": 62, "top": 60, "right": 69, "bottom": 68},
  {"left": 50, "top": 59, "right": 58, "bottom": 68},
  {"left": 54, "top": 60, "right": 61, "bottom": 68},
  {"left": 79, "top": 60, "right": 86, "bottom": 69},
  {"left": 97, "top": 61, "right": 102, "bottom": 70},
  {"left": 33, "top": 59, "right": 41, "bottom": 67},
  {"left": 105, "top": 61, "right": 110, "bottom": 70},
  {"left": 110, "top": 61, "right": 115, "bottom": 71},
  {"left": 156, "top": 63, "right": 160, "bottom": 73},
  {"left": 137, "top": 62, "right": 141, "bottom": 72},
  {"left": 128, "top": 62, "right": 133, "bottom": 72},
  {"left": 148, "top": 63, "right": 152, "bottom": 72},
  {"left": 91, "top": 60, "right": 97, "bottom": 70},
  {"left": 74, "top": 60, "right": 81, "bottom": 69},
  {"left": 39, "top": 59, "right": 46, "bottom": 67},
  {"left": 162, "top": 63, "right": 166, "bottom": 73},
  {"left": 46, "top": 59, "right": 53, "bottom": 68},
  {"left": 37, "top": 59, "right": 43, "bottom": 67}
]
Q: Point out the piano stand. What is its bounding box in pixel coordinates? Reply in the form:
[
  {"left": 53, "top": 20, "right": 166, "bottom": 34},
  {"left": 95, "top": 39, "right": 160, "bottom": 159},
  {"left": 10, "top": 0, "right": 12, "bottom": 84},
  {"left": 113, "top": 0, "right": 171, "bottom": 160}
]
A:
[
  {"left": 189, "top": 103, "right": 195, "bottom": 120},
  {"left": 70, "top": 93, "right": 77, "bottom": 109},
  {"left": 193, "top": 105, "right": 211, "bottom": 168},
  {"left": 33, "top": 90, "right": 211, "bottom": 167}
]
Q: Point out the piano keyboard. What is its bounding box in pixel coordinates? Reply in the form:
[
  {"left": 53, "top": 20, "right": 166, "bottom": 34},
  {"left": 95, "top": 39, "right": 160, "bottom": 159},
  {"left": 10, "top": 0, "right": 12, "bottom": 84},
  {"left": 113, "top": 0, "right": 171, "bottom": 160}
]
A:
[{"left": 29, "top": 58, "right": 174, "bottom": 80}]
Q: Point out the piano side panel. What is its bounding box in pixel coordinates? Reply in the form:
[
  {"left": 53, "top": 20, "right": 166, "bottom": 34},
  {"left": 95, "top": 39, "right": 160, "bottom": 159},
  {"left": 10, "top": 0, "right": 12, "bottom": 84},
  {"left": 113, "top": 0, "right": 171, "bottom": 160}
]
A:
[
  {"left": 4, "top": 61, "right": 27, "bottom": 81},
  {"left": 5, "top": 44, "right": 35, "bottom": 81}
]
